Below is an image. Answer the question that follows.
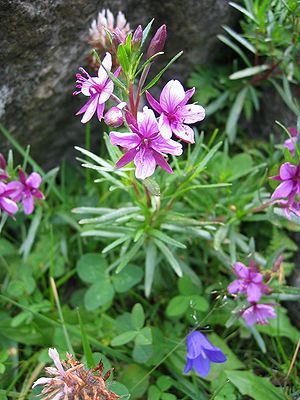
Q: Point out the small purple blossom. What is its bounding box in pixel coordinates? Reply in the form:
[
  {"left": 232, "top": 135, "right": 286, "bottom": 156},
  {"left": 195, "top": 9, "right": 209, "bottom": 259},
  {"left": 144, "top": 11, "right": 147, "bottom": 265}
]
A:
[
  {"left": 284, "top": 127, "right": 298, "bottom": 156},
  {"left": 242, "top": 303, "right": 276, "bottom": 326},
  {"left": 0, "top": 182, "right": 18, "bottom": 216},
  {"left": 274, "top": 198, "right": 300, "bottom": 219},
  {"left": 184, "top": 331, "right": 226, "bottom": 378},
  {"left": 228, "top": 261, "right": 270, "bottom": 303},
  {"left": 104, "top": 102, "right": 126, "bottom": 128},
  {"left": 146, "top": 80, "right": 205, "bottom": 144},
  {"left": 74, "top": 53, "right": 119, "bottom": 124},
  {"left": 110, "top": 106, "right": 183, "bottom": 180},
  {"left": 270, "top": 162, "right": 300, "bottom": 201},
  {"left": 0, "top": 154, "right": 9, "bottom": 180},
  {"left": 8, "top": 169, "right": 44, "bottom": 215}
]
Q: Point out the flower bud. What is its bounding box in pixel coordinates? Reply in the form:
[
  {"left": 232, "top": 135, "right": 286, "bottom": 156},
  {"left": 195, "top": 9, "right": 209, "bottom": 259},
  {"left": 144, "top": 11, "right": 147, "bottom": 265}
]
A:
[
  {"left": 112, "top": 27, "right": 126, "bottom": 47},
  {"left": 104, "top": 106, "right": 124, "bottom": 128},
  {"left": 132, "top": 25, "right": 143, "bottom": 50},
  {"left": 147, "top": 24, "right": 167, "bottom": 59}
]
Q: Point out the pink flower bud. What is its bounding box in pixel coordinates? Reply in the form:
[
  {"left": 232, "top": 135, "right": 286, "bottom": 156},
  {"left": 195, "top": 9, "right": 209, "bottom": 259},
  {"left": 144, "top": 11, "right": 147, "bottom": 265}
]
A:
[
  {"left": 112, "top": 27, "right": 126, "bottom": 47},
  {"left": 132, "top": 25, "right": 143, "bottom": 50},
  {"left": 147, "top": 24, "right": 167, "bottom": 59},
  {"left": 104, "top": 106, "right": 124, "bottom": 128}
]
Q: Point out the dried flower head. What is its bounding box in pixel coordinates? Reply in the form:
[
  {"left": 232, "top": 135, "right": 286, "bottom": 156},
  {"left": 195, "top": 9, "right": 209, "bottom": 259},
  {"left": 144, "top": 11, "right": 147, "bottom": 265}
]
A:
[
  {"left": 32, "top": 348, "right": 119, "bottom": 400},
  {"left": 88, "top": 9, "right": 130, "bottom": 69}
]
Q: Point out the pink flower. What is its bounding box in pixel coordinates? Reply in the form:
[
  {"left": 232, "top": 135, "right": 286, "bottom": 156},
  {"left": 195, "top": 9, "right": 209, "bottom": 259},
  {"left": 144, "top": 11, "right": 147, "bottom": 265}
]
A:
[
  {"left": 8, "top": 169, "right": 44, "bottom": 215},
  {"left": 0, "top": 153, "right": 9, "bottom": 180},
  {"left": 146, "top": 80, "right": 205, "bottom": 144},
  {"left": 274, "top": 198, "right": 300, "bottom": 219},
  {"left": 228, "top": 261, "right": 270, "bottom": 303},
  {"left": 110, "top": 106, "right": 183, "bottom": 180},
  {"left": 284, "top": 127, "right": 298, "bottom": 156},
  {"left": 242, "top": 303, "right": 276, "bottom": 326},
  {"left": 74, "top": 53, "right": 118, "bottom": 124},
  {"left": 270, "top": 162, "right": 300, "bottom": 201},
  {"left": 0, "top": 182, "right": 18, "bottom": 216}
]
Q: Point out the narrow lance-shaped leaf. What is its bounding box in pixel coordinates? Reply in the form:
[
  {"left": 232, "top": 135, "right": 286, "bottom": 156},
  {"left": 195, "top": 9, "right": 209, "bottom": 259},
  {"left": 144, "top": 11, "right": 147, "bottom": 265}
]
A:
[
  {"left": 145, "top": 241, "right": 157, "bottom": 298},
  {"left": 154, "top": 239, "right": 182, "bottom": 277},
  {"left": 226, "top": 86, "right": 248, "bottom": 143},
  {"left": 77, "top": 309, "right": 95, "bottom": 369},
  {"left": 116, "top": 237, "right": 144, "bottom": 273},
  {"left": 222, "top": 25, "right": 256, "bottom": 54},
  {"left": 229, "top": 65, "right": 269, "bottom": 80},
  {"left": 141, "top": 51, "right": 183, "bottom": 93}
]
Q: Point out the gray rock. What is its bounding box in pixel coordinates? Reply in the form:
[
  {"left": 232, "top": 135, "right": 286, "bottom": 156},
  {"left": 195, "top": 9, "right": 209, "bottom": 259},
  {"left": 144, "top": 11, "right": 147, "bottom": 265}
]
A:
[{"left": 0, "top": 0, "right": 236, "bottom": 167}]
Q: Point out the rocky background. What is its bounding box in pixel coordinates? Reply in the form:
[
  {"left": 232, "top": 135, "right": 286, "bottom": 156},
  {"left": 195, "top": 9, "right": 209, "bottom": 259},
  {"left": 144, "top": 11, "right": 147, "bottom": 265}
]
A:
[{"left": 0, "top": 0, "right": 237, "bottom": 166}]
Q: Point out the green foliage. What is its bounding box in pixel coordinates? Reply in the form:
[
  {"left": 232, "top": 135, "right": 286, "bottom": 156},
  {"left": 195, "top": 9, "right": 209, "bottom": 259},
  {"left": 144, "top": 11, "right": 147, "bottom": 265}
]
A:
[{"left": 188, "top": 0, "right": 300, "bottom": 141}]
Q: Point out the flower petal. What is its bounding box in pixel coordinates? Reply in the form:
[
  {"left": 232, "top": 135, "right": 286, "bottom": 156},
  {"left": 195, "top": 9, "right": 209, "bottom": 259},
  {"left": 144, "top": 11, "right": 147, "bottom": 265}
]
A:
[
  {"left": 0, "top": 197, "right": 18, "bottom": 215},
  {"left": 145, "top": 91, "right": 163, "bottom": 114},
  {"left": 227, "top": 279, "right": 244, "bottom": 295},
  {"left": 110, "top": 131, "right": 140, "bottom": 149},
  {"left": 26, "top": 172, "right": 42, "bottom": 189},
  {"left": 97, "top": 102, "right": 105, "bottom": 121},
  {"left": 158, "top": 113, "right": 172, "bottom": 139},
  {"left": 178, "top": 104, "right": 205, "bottom": 124},
  {"left": 81, "top": 95, "right": 99, "bottom": 124},
  {"left": 183, "top": 357, "right": 193, "bottom": 374},
  {"left": 271, "top": 180, "right": 294, "bottom": 199},
  {"left": 193, "top": 354, "right": 211, "bottom": 378},
  {"left": 138, "top": 107, "right": 159, "bottom": 138},
  {"left": 22, "top": 195, "right": 34, "bottom": 215},
  {"left": 152, "top": 151, "right": 173, "bottom": 174},
  {"left": 171, "top": 122, "right": 195, "bottom": 143},
  {"left": 116, "top": 148, "right": 139, "bottom": 168},
  {"left": 98, "top": 52, "right": 112, "bottom": 83},
  {"left": 160, "top": 80, "right": 185, "bottom": 112},
  {"left": 98, "top": 80, "right": 114, "bottom": 103},
  {"left": 233, "top": 262, "right": 248, "bottom": 278},
  {"left": 246, "top": 282, "right": 263, "bottom": 303},
  {"left": 150, "top": 135, "right": 183, "bottom": 156},
  {"left": 48, "top": 348, "right": 65, "bottom": 376},
  {"left": 186, "top": 331, "right": 205, "bottom": 359},
  {"left": 279, "top": 162, "right": 297, "bottom": 180},
  {"left": 242, "top": 306, "right": 257, "bottom": 326},
  {"left": 32, "top": 377, "right": 53, "bottom": 388},
  {"left": 178, "top": 87, "right": 195, "bottom": 106},
  {"left": 204, "top": 348, "right": 227, "bottom": 363},
  {"left": 134, "top": 149, "right": 156, "bottom": 180}
]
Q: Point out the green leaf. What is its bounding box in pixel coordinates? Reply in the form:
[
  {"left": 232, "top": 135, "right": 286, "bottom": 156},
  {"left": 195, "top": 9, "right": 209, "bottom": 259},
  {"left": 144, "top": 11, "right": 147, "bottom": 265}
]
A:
[
  {"left": 131, "top": 303, "right": 145, "bottom": 330},
  {"left": 161, "top": 394, "right": 176, "bottom": 400},
  {"left": 229, "top": 65, "right": 269, "bottom": 80},
  {"left": 154, "top": 239, "right": 182, "bottom": 277},
  {"left": 77, "top": 309, "right": 95, "bottom": 368},
  {"left": 148, "top": 385, "right": 161, "bottom": 400},
  {"left": 76, "top": 253, "right": 108, "bottom": 283},
  {"left": 156, "top": 376, "right": 173, "bottom": 392},
  {"left": 111, "top": 330, "right": 138, "bottom": 346},
  {"left": 141, "top": 51, "right": 183, "bottom": 93},
  {"left": 117, "top": 44, "right": 131, "bottom": 75},
  {"left": 149, "top": 228, "right": 186, "bottom": 249},
  {"left": 135, "top": 327, "right": 152, "bottom": 345},
  {"left": 189, "top": 295, "right": 209, "bottom": 312},
  {"left": 120, "top": 364, "right": 149, "bottom": 399},
  {"left": 145, "top": 241, "right": 157, "bottom": 298},
  {"left": 226, "top": 87, "right": 248, "bottom": 143},
  {"left": 107, "top": 381, "right": 130, "bottom": 398},
  {"left": 133, "top": 343, "right": 153, "bottom": 363},
  {"left": 178, "top": 276, "right": 200, "bottom": 296},
  {"left": 116, "top": 237, "right": 144, "bottom": 273},
  {"left": 222, "top": 25, "right": 256, "bottom": 53},
  {"left": 229, "top": 2, "right": 258, "bottom": 22},
  {"left": 226, "top": 371, "right": 285, "bottom": 400},
  {"left": 112, "top": 264, "right": 143, "bottom": 293},
  {"left": 84, "top": 280, "right": 114, "bottom": 311},
  {"left": 143, "top": 177, "right": 160, "bottom": 196},
  {"left": 217, "top": 34, "right": 251, "bottom": 67},
  {"left": 141, "top": 19, "right": 155, "bottom": 47},
  {"left": 0, "top": 239, "right": 15, "bottom": 256},
  {"left": 166, "top": 296, "right": 189, "bottom": 317}
]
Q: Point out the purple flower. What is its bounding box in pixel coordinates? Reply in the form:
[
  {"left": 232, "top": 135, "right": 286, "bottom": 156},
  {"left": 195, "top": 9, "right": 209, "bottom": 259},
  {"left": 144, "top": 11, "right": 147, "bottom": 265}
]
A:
[
  {"left": 228, "top": 261, "right": 270, "bottom": 303},
  {"left": 146, "top": 80, "right": 205, "bottom": 144},
  {"left": 284, "top": 127, "right": 298, "bottom": 156},
  {"left": 274, "top": 198, "right": 300, "bottom": 219},
  {"left": 74, "top": 53, "right": 118, "bottom": 124},
  {"left": 184, "top": 331, "right": 226, "bottom": 378},
  {"left": 8, "top": 169, "right": 44, "bottom": 215},
  {"left": 270, "top": 162, "right": 300, "bottom": 201},
  {"left": 147, "top": 24, "right": 167, "bottom": 59},
  {"left": 0, "top": 182, "right": 18, "bottom": 216},
  {"left": 110, "top": 106, "right": 183, "bottom": 180},
  {"left": 242, "top": 303, "right": 276, "bottom": 326},
  {"left": 0, "top": 154, "right": 9, "bottom": 180}
]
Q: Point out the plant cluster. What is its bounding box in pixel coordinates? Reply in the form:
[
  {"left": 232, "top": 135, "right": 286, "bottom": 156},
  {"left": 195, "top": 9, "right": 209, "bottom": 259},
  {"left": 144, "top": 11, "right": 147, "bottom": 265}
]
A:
[{"left": 0, "top": 4, "right": 299, "bottom": 400}]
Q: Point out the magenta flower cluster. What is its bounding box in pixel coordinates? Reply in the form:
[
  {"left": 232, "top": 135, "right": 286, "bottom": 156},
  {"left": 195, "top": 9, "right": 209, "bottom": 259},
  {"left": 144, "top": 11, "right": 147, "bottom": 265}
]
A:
[
  {"left": 0, "top": 153, "right": 44, "bottom": 217},
  {"left": 228, "top": 260, "right": 276, "bottom": 326},
  {"left": 74, "top": 25, "right": 205, "bottom": 180}
]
